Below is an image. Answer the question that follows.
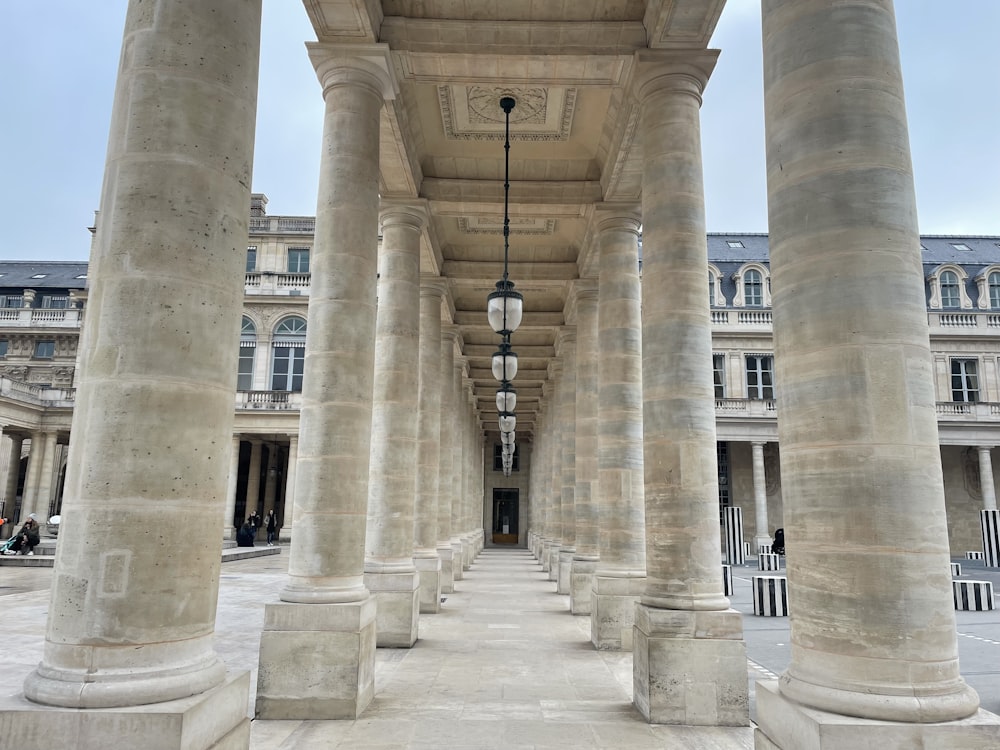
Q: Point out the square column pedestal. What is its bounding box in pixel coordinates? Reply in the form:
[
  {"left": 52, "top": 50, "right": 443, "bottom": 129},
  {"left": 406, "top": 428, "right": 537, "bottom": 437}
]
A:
[
  {"left": 414, "top": 555, "right": 442, "bottom": 614},
  {"left": 633, "top": 605, "right": 749, "bottom": 726},
  {"left": 591, "top": 575, "right": 645, "bottom": 650},
  {"left": 570, "top": 558, "right": 597, "bottom": 615},
  {"left": 451, "top": 541, "right": 464, "bottom": 581},
  {"left": 256, "top": 598, "right": 376, "bottom": 719},
  {"left": 363, "top": 570, "right": 420, "bottom": 647},
  {"left": 0, "top": 672, "right": 250, "bottom": 750},
  {"left": 438, "top": 546, "right": 454, "bottom": 594},
  {"left": 557, "top": 549, "right": 573, "bottom": 595},
  {"left": 755, "top": 680, "right": 1000, "bottom": 749}
]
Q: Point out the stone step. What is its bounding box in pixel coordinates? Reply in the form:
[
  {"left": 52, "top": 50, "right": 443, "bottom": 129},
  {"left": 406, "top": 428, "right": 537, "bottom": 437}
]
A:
[{"left": 0, "top": 545, "right": 281, "bottom": 568}]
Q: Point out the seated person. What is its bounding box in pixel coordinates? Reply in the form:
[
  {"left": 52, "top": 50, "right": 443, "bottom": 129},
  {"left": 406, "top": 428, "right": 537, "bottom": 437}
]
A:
[
  {"left": 772, "top": 527, "right": 785, "bottom": 556},
  {"left": 7, "top": 514, "right": 41, "bottom": 556},
  {"left": 236, "top": 519, "right": 256, "bottom": 547}
]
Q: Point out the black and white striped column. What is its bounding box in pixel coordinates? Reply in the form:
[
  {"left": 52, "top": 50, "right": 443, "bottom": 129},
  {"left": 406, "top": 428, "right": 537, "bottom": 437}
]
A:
[
  {"left": 724, "top": 506, "right": 744, "bottom": 565},
  {"left": 981, "top": 509, "right": 999, "bottom": 568},
  {"left": 752, "top": 576, "right": 788, "bottom": 616}
]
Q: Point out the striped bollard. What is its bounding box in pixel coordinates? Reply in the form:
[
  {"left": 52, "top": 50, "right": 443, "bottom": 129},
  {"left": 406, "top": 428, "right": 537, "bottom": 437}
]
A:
[
  {"left": 966, "top": 551, "right": 984, "bottom": 561},
  {"left": 743, "top": 541, "right": 751, "bottom": 557},
  {"left": 722, "top": 564, "right": 733, "bottom": 597},
  {"left": 953, "top": 580, "right": 995, "bottom": 611},
  {"left": 752, "top": 576, "right": 788, "bottom": 616},
  {"left": 724, "top": 507, "right": 745, "bottom": 565},
  {"left": 951, "top": 562, "right": 962, "bottom": 577},
  {"left": 982, "top": 509, "right": 999, "bottom": 567},
  {"left": 758, "top": 553, "right": 780, "bottom": 571}
]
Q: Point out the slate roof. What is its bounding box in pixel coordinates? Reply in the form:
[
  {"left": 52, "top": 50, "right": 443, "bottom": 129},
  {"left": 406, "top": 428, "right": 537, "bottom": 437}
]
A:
[{"left": 0, "top": 262, "right": 89, "bottom": 290}]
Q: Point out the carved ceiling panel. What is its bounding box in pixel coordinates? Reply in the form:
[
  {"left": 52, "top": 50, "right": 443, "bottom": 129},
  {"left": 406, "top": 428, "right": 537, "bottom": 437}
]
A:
[{"left": 438, "top": 86, "right": 577, "bottom": 141}]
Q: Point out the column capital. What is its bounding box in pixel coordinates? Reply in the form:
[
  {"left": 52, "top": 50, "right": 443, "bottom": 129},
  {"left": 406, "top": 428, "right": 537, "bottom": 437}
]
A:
[
  {"left": 555, "top": 327, "right": 577, "bottom": 354},
  {"left": 379, "top": 200, "right": 429, "bottom": 232},
  {"left": 592, "top": 203, "right": 641, "bottom": 235},
  {"left": 565, "top": 280, "right": 597, "bottom": 323},
  {"left": 307, "top": 42, "right": 398, "bottom": 101},
  {"left": 441, "top": 324, "right": 461, "bottom": 344},
  {"left": 420, "top": 274, "right": 449, "bottom": 299},
  {"left": 630, "top": 49, "right": 720, "bottom": 104}
]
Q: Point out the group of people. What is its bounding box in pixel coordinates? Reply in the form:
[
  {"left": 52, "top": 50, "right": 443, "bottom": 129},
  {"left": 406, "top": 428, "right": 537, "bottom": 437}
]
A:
[
  {"left": 1, "top": 513, "right": 41, "bottom": 556},
  {"left": 236, "top": 509, "right": 278, "bottom": 548}
]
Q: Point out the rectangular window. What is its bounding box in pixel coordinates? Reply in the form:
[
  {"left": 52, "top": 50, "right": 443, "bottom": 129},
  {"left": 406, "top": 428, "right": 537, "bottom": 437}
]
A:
[
  {"left": 727, "top": 240, "right": 744, "bottom": 248},
  {"left": 246, "top": 245, "right": 258, "bottom": 273},
  {"left": 1, "top": 295, "right": 23, "bottom": 308},
  {"left": 41, "top": 295, "right": 68, "bottom": 309},
  {"left": 34, "top": 340, "right": 55, "bottom": 359},
  {"left": 493, "top": 443, "right": 519, "bottom": 472},
  {"left": 713, "top": 354, "right": 726, "bottom": 399},
  {"left": 237, "top": 345, "right": 255, "bottom": 390},
  {"left": 951, "top": 359, "right": 979, "bottom": 403},
  {"left": 287, "top": 248, "right": 310, "bottom": 274},
  {"left": 746, "top": 355, "right": 774, "bottom": 400},
  {"left": 717, "top": 442, "right": 730, "bottom": 522},
  {"left": 0, "top": 340, "right": 8, "bottom": 356}
]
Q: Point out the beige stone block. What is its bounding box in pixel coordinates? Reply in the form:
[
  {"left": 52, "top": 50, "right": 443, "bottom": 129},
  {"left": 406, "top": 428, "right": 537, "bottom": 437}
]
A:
[
  {"left": 590, "top": 575, "right": 645, "bottom": 651},
  {"left": 0, "top": 672, "right": 249, "bottom": 750},
  {"left": 755, "top": 681, "right": 1000, "bottom": 749},
  {"left": 570, "top": 558, "right": 597, "bottom": 615},
  {"left": 256, "top": 599, "right": 375, "bottom": 720},
  {"left": 364, "top": 570, "right": 419, "bottom": 647},
  {"left": 633, "top": 605, "right": 749, "bottom": 726}
]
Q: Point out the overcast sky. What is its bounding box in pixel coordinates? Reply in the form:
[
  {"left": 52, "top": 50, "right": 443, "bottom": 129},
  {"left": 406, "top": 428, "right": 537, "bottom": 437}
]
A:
[{"left": 2, "top": 1, "right": 997, "bottom": 262}]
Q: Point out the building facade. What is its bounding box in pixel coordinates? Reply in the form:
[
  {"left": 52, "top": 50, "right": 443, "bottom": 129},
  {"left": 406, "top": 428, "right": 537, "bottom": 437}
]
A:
[{"left": 3, "top": 218, "right": 998, "bottom": 558}]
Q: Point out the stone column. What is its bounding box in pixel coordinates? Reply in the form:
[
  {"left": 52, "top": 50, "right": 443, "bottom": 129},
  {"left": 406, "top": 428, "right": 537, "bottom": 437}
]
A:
[
  {"left": 437, "top": 326, "right": 458, "bottom": 593},
  {"left": 977, "top": 446, "right": 997, "bottom": 511},
  {"left": 244, "top": 439, "right": 262, "bottom": 527},
  {"left": 757, "top": 2, "right": 984, "bottom": 745},
  {"left": 256, "top": 44, "right": 396, "bottom": 721},
  {"left": 415, "top": 278, "right": 445, "bottom": 612},
  {"left": 751, "top": 441, "right": 771, "bottom": 552},
  {"left": 33, "top": 432, "right": 58, "bottom": 520},
  {"left": 17, "top": 2, "right": 260, "bottom": 744},
  {"left": 545, "top": 368, "right": 563, "bottom": 580},
  {"left": 557, "top": 331, "right": 577, "bottom": 596},
  {"left": 571, "top": 282, "right": 600, "bottom": 615},
  {"left": 591, "top": 208, "right": 646, "bottom": 651},
  {"left": 450, "top": 360, "right": 466, "bottom": 582},
  {"left": 18, "top": 431, "right": 44, "bottom": 521},
  {"left": 282, "top": 434, "right": 297, "bottom": 540},
  {"left": 2, "top": 433, "right": 22, "bottom": 532},
  {"left": 223, "top": 436, "right": 241, "bottom": 540},
  {"left": 363, "top": 201, "right": 425, "bottom": 648},
  {"left": 630, "top": 54, "right": 749, "bottom": 726},
  {"left": 461, "top": 380, "right": 477, "bottom": 569},
  {"left": 261, "top": 444, "right": 279, "bottom": 520}
]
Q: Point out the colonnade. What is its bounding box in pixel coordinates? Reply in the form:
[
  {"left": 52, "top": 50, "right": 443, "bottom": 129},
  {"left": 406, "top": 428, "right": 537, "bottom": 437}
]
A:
[{"left": 3, "top": 1, "right": 997, "bottom": 749}]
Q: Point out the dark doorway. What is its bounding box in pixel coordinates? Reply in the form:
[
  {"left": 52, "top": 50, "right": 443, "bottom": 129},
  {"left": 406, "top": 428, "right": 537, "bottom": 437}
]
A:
[{"left": 492, "top": 488, "right": 519, "bottom": 545}]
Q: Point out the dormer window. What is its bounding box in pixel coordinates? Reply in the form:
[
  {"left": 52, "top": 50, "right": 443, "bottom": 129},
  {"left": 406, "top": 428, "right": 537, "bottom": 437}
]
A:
[
  {"left": 732, "top": 263, "right": 771, "bottom": 308},
  {"left": 708, "top": 264, "right": 725, "bottom": 307},
  {"left": 940, "top": 271, "right": 960, "bottom": 309},
  {"left": 974, "top": 266, "right": 1000, "bottom": 310}
]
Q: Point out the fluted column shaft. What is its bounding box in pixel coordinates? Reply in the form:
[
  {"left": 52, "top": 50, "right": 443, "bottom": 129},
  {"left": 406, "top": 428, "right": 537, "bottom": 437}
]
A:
[
  {"left": 762, "top": 0, "right": 977, "bottom": 723},
  {"left": 24, "top": 0, "right": 261, "bottom": 710},
  {"left": 223, "top": 436, "right": 241, "bottom": 539},
  {"left": 365, "top": 204, "right": 425, "bottom": 571}
]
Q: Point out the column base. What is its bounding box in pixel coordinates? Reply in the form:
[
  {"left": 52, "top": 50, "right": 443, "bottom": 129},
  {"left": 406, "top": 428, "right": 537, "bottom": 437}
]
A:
[
  {"left": 633, "top": 604, "right": 749, "bottom": 726},
  {"left": 557, "top": 548, "right": 574, "bottom": 595},
  {"left": 414, "top": 554, "right": 442, "bottom": 614},
  {"left": 363, "top": 570, "right": 419, "bottom": 648},
  {"left": 591, "top": 574, "right": 645, "bottom": 650},
  {"left": 547, "top": 544, "right": 561, "bottom": 581},
  {"left": 462, "top": 534, "right": 473, "bottom": 570},
  {"left": 570, "top": 557, "right": 598, "bottom": 615},
  {"left": 540, "top": 540, "right": 556, "bottom": 571},
  {"left": 437, "top": 545, "right": 454, "bottom": 594},
  {"left": 754, "top": 680, "right": 1000, "bottom": 749},
  {"left": 451, "top": 540, "right": 464, "bottom": 581},
  {"left": 255, "top": 597, "right": 376, "bottom": 719},
  {"left": 0, "top": 672, "right": 250, "bottom": 750}
]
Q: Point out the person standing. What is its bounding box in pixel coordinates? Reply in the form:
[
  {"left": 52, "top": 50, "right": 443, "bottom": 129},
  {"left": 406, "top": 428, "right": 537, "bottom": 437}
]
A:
[{"left": 265, "top": 509, "right": 277, "bottom": 546}]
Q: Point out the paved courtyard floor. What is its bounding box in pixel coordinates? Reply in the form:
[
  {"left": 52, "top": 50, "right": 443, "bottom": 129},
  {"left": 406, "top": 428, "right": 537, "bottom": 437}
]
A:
[{"left": 1, "top": 546, "right": 997, "bottom": 749}]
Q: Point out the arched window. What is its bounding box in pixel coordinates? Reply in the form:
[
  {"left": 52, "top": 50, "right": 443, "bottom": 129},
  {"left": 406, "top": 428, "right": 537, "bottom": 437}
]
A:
[
  {"left": 940, "top": 270, "right": 960, "bottom": 309},
  {"left": 238, "top": 316, "right": 256, "bottom": 390},
  {"left": 271, "top": 316, "right": 306, "bottom": 392},
  {"left": 744, "top": 269, "right": 763, "bottom": 308},
  {"left": 990, "top": 272, "right": 1000, "bottom": 310}
]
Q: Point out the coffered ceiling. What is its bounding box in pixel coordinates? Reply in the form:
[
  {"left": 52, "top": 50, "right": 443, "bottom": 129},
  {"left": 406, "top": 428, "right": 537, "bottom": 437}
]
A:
[{"left": 302, "top": 0, "right": 726, "bottom": 439}]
